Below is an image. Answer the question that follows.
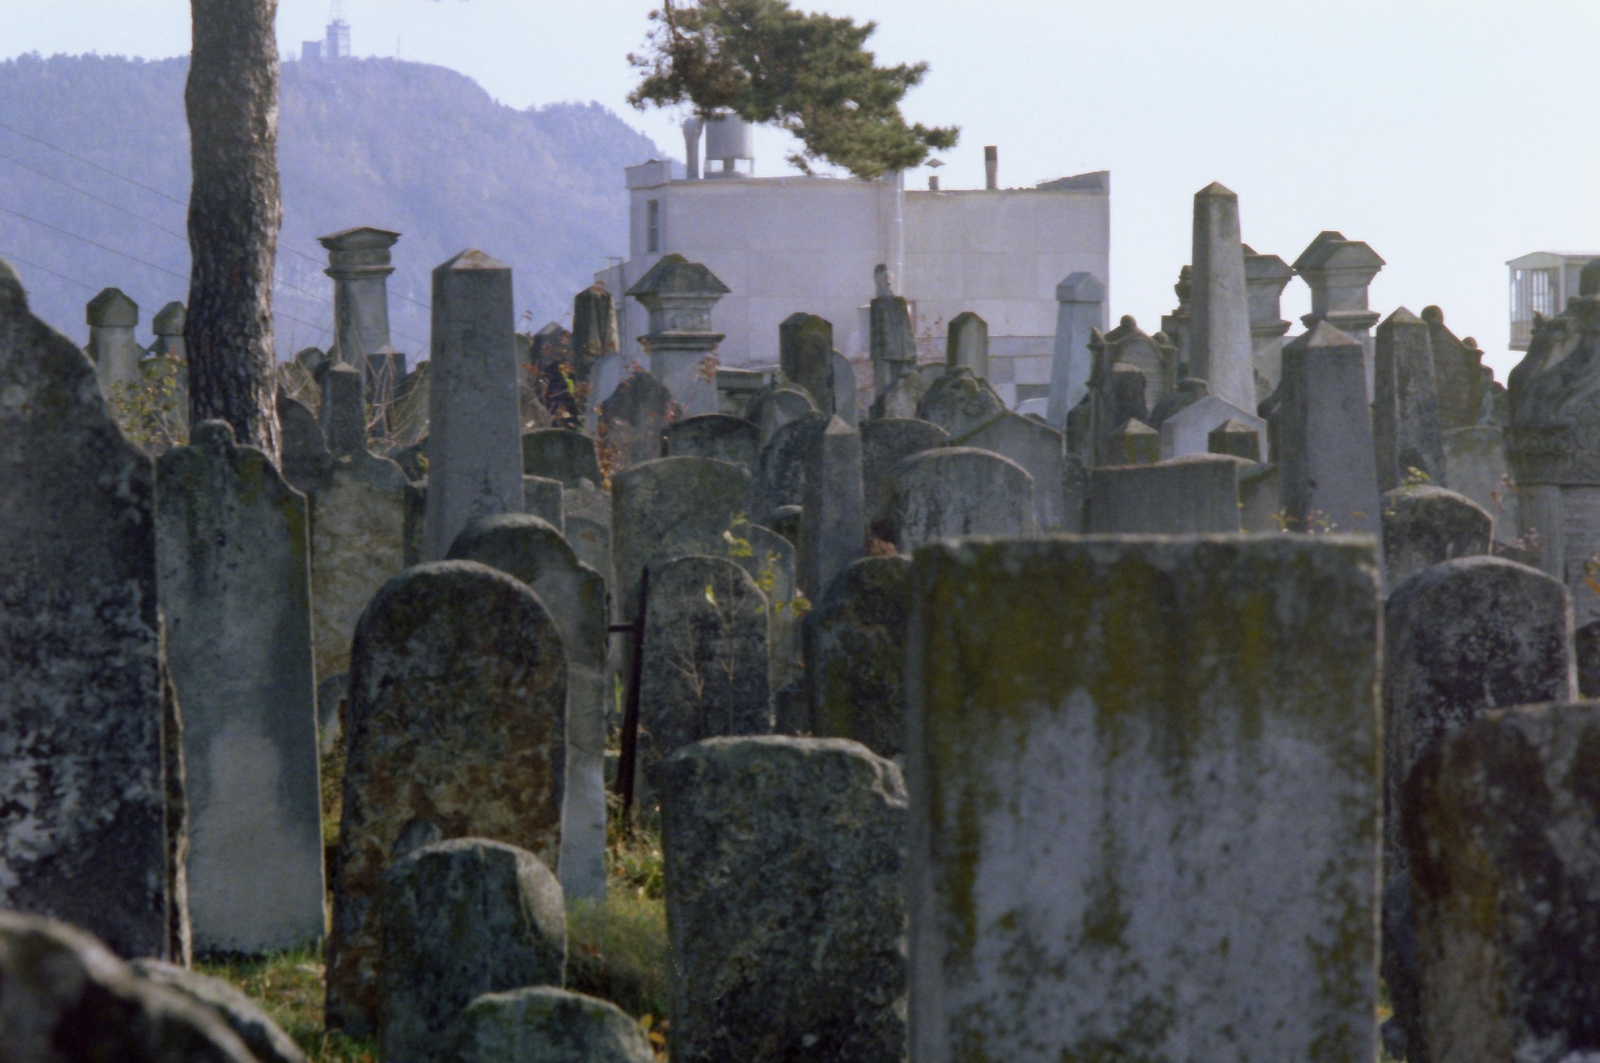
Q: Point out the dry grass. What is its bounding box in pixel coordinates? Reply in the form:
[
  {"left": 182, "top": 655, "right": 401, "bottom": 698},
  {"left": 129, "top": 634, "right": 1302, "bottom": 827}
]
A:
[{"left": 199, "top": 944, "right": 376, "bottom": 1063}]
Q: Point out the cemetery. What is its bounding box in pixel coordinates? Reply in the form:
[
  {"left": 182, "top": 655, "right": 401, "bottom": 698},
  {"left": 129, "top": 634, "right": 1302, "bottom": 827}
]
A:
[{"left": 4, "top": 2, "right": 1600, "bottom": 1062}]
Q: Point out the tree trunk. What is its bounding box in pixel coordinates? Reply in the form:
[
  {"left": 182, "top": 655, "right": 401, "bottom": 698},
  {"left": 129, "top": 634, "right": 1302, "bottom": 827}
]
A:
[{"left": 184, "top": 0, "right": 281, "bottom": 463}]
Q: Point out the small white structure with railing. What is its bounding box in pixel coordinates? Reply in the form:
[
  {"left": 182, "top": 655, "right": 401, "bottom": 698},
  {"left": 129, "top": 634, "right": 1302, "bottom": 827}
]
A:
[{"left": 1507, "top": 251, "right": 1600, "bottom": 350}]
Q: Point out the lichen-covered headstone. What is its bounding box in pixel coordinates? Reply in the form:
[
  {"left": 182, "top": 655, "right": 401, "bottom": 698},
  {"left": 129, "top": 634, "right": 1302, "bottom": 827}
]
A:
[
  {"left": 890, "top": 447, "right": 1035, "bottom": 551},
  {"left": 951, "top": 410, "right": 1068, "bottom": 531},
  {"left": 799, "top": 415, "right": 864, "bottom": 600},
  {"left": 447, "top": 514, "right": 609, "bottom": 902},
  {"left": 812, "top": 556, "right": 912, "bottom": 758},
  {"left": 380, "top": 839, "right": 566, "bottom": 1063},
  {"left": 454, "top": 987, "right": 654, "bottom": 1063},
  {"left": 665, "top": 412, "right": 761, "bottom": 471},
  {"left": 0, "top": 260, "right": 174, "bottom": 959},
  {"left": 779, "top": 312, "right": 836, "bottom": 414},
  {"left": 156, "top": 421, "right": 325, "bottom": 955},
  {"left": 908, "top": 536, "right": 1381, "bottom": 1063},
  {"left": 752, "top": 410, "right": 829, "bottom": 519},
  {"left": 277, "top": 390, "right": 331, "bottom": 495},
  {"left": 523, "top": 474, "right": 564, "bottom": 531},
  {"left": 917, "top": 366, "right": 1004, "bottom": 437},
  {"left": 659, "top": 737, "right": 907, "bottom": 1063},
  {"left": 1404, "top": 702, "right": 1600, "bottom": 1063},
  {"left": 311, "top": 449, "right": 409, "bottom": 684},
  {"left": 745, "top": 383, "right": 816, "bottom": 445},
  {"left": 327, "top": 561, "right": 566, "bottom": 1035},
  {"left": 522, "top": 428, "right": 603, "bottom": 489},
  {"left": 1088, "top": 454, "right": 1243, "bottom": 534},
  {"left": 566, "top": 515, "right": 612, "bottom": 589},
  {"left": 1381, "top": 484, "right": 1492, "bottom": 588},
  {"left": 600, "top": 370, "right": 674, "bottom": 469},
  {"left": 1279, "top": 320, "right": 1382, "bottom": 534},
  {"left": 861, "top": 417, "right": 947, "bottom": 529},
  {"left": 1374, "top": 307, "right": 1446, "bottom": 491}
]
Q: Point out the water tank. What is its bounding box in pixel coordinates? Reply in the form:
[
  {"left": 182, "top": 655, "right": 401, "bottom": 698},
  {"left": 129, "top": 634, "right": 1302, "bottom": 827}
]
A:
[{"left": 703, "top": 114, "right": 754, "bottom": 168}]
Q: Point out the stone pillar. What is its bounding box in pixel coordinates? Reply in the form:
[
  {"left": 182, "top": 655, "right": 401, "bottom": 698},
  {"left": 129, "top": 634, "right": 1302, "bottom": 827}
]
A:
[
  {"left": 86, "top": 286, "right": 143, "bottom": 393},
  {"left": 1279, "top": 321, "right": 1382, "bottom": 536},
  {"left": 907, "top": 536, "right": 1381, "bottom": 1063},
  {"left": 1374, "top": 307, "right": 1446, "bottom": 491},
  {"left": 869, "top": 264, "right": 917, "bottom": 399},
  {"left": 319, "top": 226, "right": 400, "bottom": 367},
  {"left": 155, "top": 421, "right": 325, "bottom": 955},
  {"left": 1243, "top": 246, "right": 1292, "bottom": 399},
  {"left": 779, "top": 312, "right": 834, "bottom": 413},
  {"left": 1, "top": 261, "right": 174, "bottom": 960},
  {"left": 423, "top": 250, "right": 524, "bottom": 561},
  {"left": 945, "top": 311, "right": 987, "bottom": 379},
  {"left": 1188, "top": 183, "right": 1255, "bottom": 414},
  {"left": 570, "top": 283, "right": 619, "bottom": 386},
  {"left": 150, "top": 300, "right": 186, "bottom": 359},
  {"left": 625, "top": 254, "right": 729, "bottom": 417},
  {"left": 659, "top": 737, "right": 906, "bottom": 1063},
  {"left": 1293, "top": 230, "right": 1384, "bottom": 400},
  {"left": 1046, "top": 272, "right": 1105, "bottom": 428},
  {"left": 799, "top": 415, "right": 864, "bottom": 601}
]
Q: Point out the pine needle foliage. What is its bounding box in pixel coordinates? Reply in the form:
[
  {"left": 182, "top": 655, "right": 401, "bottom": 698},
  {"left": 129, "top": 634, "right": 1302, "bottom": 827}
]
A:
[{"left": 627, "top": 0, "right": 958, "bottom": 179}]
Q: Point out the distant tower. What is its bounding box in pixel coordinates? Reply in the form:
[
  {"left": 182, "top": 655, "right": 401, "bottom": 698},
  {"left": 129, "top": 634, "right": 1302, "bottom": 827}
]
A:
[{"left": 325, "top": 0, "right": 350, "bottom": 60}]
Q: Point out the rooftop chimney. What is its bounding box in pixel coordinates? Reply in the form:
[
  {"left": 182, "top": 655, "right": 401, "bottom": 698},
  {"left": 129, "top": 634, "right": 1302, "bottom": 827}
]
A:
[{"left": 985, "top": 146, "right": 998, "bottom": 190}]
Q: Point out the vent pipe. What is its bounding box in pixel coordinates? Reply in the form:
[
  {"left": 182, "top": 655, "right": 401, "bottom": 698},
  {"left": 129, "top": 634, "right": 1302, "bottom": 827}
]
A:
[
  {"left": 683, "top": 117, "right": 702, "bottom": 180},
  {"left": 984, "top": 146, "right": 998, "bottom": 190}
]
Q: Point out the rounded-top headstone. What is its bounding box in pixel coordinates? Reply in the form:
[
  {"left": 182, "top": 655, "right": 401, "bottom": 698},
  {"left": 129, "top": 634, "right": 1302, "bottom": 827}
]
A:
[
  {"left": 1381, "top": 485, "right": 1492, "bottom": 588},
  {"left": 753, "top": 410, "right": 830, "bottom": 517},
  {"left": 611, "top": 456, "right": 751, "bottom": 620},
  {"left": 454, "top": 987, "right": 653, "bottom": 1063},
  {"left": 861, "top": 417, "right": 949, "bottom": 526},
  {"left": 891, "top": 446, "right": 1036, "bottom": 551},
  {"left": 522, "top": 428, "right": 602, "bottom": 489},
  {"left": 665, "top": 412, "right": 761, "bottom": 470},
  {"left": 917, "top": 366, "right": 1005, "bottom": 437}
]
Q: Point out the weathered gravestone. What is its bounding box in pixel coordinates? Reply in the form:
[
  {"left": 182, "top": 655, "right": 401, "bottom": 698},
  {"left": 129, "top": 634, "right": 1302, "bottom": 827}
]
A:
[
  {"left": 1158, "top": 393, "right": 1266, "bottom": 461},
  {"left": 1245, "top": 246, "right": 1294, "bottom": 399},
  {"left": 1207, "top": 416, "right": 1261, "bottom": 461},
  {"left": 890, "top": 447, "right": 1035, "bottom": 552},
  {"left": 752, "top": 410, "right": 829, "bottom": 519},
  {"left": 156, "top": 421, "right": 324, "bottom": 955},
  {"left": 626, "top": 255, "right": 728, "bottom": 416},
  {"left": 454, "top": 987, "right": 654, "bottom": 1063},
  {"left": 861, "top": 418, "right": 948, "bottom": 531},
  {"left": 1381, "top": 485, "right": 1492, "bottom": 588},
  {"left": 380, "top": 838, "right": 566, "bottom": 1063},
  {"left": 745, "top": 383, "right": 816, "bottom": 445},
  {"left": 952, "top": 410, "right": 1069, "bottom": 531},
  {"left": 447, "top": 515, "right": 609, "bottom": 902},
  {"left": 0, "top": 261, "right": 176, "bottom": 959},
  {"left": 735, "top": 523, "right": 802, "bottom": 691},
  {"left": 327, "top": 561, "right": 566, "bottom": 1036},
  {"left": 1280, "top": 320, "right": 1382, "bottom": 535},
  {"left": 1188, "top": 182, "right": 1257, "bottom": 414},
  {"left": 566, "top": 515, "right": 613, "bottom": 591},
  {"left": 946, "top": 311, "right": 987, "bottom": 379},
  {"left": 779, "top": 312, "right": 835, "bottom": 415},
  {"left": 917, "top": 366, "right": 1004, "bottom": 438},
  {"left": 812, "top": 556, "right": 912, "bottom": 758},
  {"left": 277, "top": 391, "right": 331, "bottom": 495},
  {"left": 1404, "top": 703, "right": 1600, "bottom": 1063},
  {"left": 319, "top": 362, "right": 367, "bottom": 459},
  {"left": 131, "top": 957, "right": 307, "bottom": 1063},
  {"left": 665, "top": 412, "right": 761, "bottom": 471},
  {"left": 523, "top": 475, "right": 564, "bottom": 532},
  {"left": 600, "top": 370, "right": 674, "bottom": 469},
  {"left": 1374, "top": 307, "right": 1446, "bottom": 491},
  {"left": 423, "top": 250, "right": 524, "bottom": 560},
  {"left": 639, "top": 556, "right": 771, "bottom": 790},
  {"left": 86, "top": 286, "right": 143, "bottom": 394},
  {"left": 522, "top": 428, "right": 603, "bottom": 488},
  {"left": 660, "top": 737, "right": 906, "bottom": 1063},
  {"left": 907, "top": 535, "right": 1381, "bottom": 1063},
  {"left": 1046, "top": 272, "right": 1107, "bottom": 428},
  {"left": 831, "top": 351, "right": 860, "bottom": 427},
  {"left": 799, "top": 415, "right": 864, "bottom": 601},
  {"left": 1579, "top": 620, "right": 1600, "bottom": 697},
  {"left": 1088, "top": 454, "right": 1243, "bottom": 534},
  {"left": 310, "top": 449, "right": 409, "bottom": 684},
  {"left": 1295, "top": 231, "right": 1385, "bottom": 400},
  {"left": 1105, "top": 417, "right": 1160, "bottom": 465}
]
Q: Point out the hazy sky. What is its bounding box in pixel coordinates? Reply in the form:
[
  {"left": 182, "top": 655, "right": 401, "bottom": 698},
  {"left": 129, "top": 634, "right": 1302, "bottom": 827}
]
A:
[{"left": 11, "top": 0, "right": 1600, "bottom": 379}]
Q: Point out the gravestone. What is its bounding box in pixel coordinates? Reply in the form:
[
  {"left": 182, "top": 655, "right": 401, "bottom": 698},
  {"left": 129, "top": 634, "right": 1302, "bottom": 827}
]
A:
[
  {"left": 1381, "top": 485, "right": 1492, "bottom": 588},
  {"left": 599, "top": 370, "right": 674, "bottom": 470},
  {"left": 86, "top": 286, "right": 143, "bottom": 394},
  {"left": 277, "top": 391, "right": 331, "bottom": 495},
  {"left": 831, "top": 351, "right": 860, "bottom": 427},
  {"left": 522, "top": 428, "right": 603, "bottom": 488},
  {"left": 150, "top": 299, "right": 186, "bottom": 359},
  {"left": 1580, "top": 620, "right": 1600, "bottom": 697},
  {"left": 132, "top": 958, "right": 307, "bottom": 1063},
  {"left": 566, "top": 515, "right": 612, "bottom": 590},
  {"left": 319, "top": 362, "right": 368, "bottom": 458},
  {"left": 907, "top": 536, "right": 1381, "bottom": 1063},
  {"left": 626, "top": 255, "right": 728, "bottom": 416},
  {"left": 869, "top": 264, "right": 918, "bottom": 399},
  {"left": 812, "top": 556, "right": 912, "bottom": 758},
  {"left": 1296, "top": 231, "right": 1385, "bottom": 400},
  {"left": 736, "top": 523, "right": 802, "bottom": 692},
  {"left": 1280, "top": 321, "right": 1382, "bottom": 535},
  {"left": 765, "top": 504, "right": 802, "bottom": 546},
  {"left": 890, "top": 447, "right": 1035, "bottom": 552},
  {"left": 665, "top": 412, "right": 761, "bottom": 471},
  {"left": 1188, "top": 182, "right": 1256, "bottom": 413},
  {"left": 745, "top": 383, "right": 816, "bottom": 444},
  {"left": 1088, "top": 455, "right": 1243, "bottom": 534},
  {"left": 917, "top": 366, "right": 1005, "bottom": 437},
  {"left": 1046, "top": 272, "right": 1106, "bottom": 427},
  {"left": 1404, "top": 703, "right": 1600, "bottom": 1063},
  {"left": 1105, "top": 418, "right": 1160, "bottom": 465},
  {"left": 1374, "top": 307, "right": 1447, "bottom": 491},
  {"left": 945, "top": 311, "right": 987, "bottom": 378},
  {"left": 523, "top": 475, "right": 564, "bottom": 531},
  {"left": 327, "top": 561, "right": 566, "bottom": 1036},
  {"left": 611, "top": 456, "right": 751, "bottom": 628},
  {"left": 1208, "top": 416, "right": 1261, "bottom": 461},
  {"left": 453, "top": 987, "right": 654, "bottom": 1063},
  {"left": 952, "top": 410, "right": 1068, "bottom": 531},
  {"left": 659, "top": 737, "right": 906, "bottom": 1063},
  {"left": 1158, "top": 393, "right": 1266, "bottom": 460},
  {"left": 1428, "top": 305, "right": 1489, "bottom": 432},
  {"left": 752, "top": 410, "right": 829, "bottom": 519},
  {"left": 861, "top": 418, "right": 948, "bottom": 529},
  {"left": 0, "top": 261, "right": 175, "bottom": 959},
  {"left": 423, "top": 250, "right": 524, "bottom": 560},
  {"left": 1442, "top": 426, "right": 1517, "bottom": 542},
  {"left": 799, "top": 416, "right": 864, "bottom": 600},
  {"left": 1061, "top": 452, "right": 1090, "bottom": 532},
  {"left": 1244, "top": 246, "right": 1293, "bottom": 398},
  {"left": 870, "top": 368, "right": 926, "bottom": 421},
  {"left": 639, "top": 556, "right": 771, "bottom": 788},
  {"left": 319, "top": 226, "right": 400, "bottom": 370},
  {"left": 779, "top": 312, "right": 835, "bottom": 414},
  {"left": 380, "top": 839, "right": 565, "bottom": 1063},
  {"left": 447, "top": 515, "right": 609, "bottom": 902},
  {"left": 1097, "top": 315, "right": 1176, "bottom": 408},
  {"left": 570, "top": 283, "right": 620, "bottom": 386},
  {"left": 310, "top": 449, "right": 410, "bottom": 684},
  {"left": 156, "top": 421, "right": 324, "bottom": 955}
]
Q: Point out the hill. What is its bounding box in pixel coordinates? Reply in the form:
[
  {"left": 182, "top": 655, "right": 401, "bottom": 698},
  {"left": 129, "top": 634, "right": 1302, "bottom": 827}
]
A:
[{"left": 0, "top": 52, "right": 665, "bottom": 358}]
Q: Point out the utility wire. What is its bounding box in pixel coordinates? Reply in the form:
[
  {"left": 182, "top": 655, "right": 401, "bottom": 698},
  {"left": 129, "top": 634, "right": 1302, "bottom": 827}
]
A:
[{"left": 0, "top": 248, "right": 97, "bottom": 291}]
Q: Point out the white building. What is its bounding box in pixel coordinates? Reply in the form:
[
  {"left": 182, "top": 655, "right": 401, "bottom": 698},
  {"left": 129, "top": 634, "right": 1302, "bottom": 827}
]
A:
[
  {"left": 1507, "top": 251, "right": 1600, "bottom": 351},
  {"left": 596, "top": 124, "right": 1109, "bottom": 408}
]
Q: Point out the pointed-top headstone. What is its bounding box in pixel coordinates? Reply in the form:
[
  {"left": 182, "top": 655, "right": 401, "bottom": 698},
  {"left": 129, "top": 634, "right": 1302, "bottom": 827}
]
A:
[
  {"left": 86, "top": 287, "right": 138, "bottom": 328},
  {"left": 1188, "top": 181, "right": 1255, "bottom": 414}
]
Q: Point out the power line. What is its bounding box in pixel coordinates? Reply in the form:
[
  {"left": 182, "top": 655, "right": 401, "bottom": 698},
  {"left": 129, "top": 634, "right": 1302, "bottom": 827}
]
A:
[
  {"left": 0, "top": 203, "right": 189, "bottom": 282},
  {"left": 0, "top": 151, "right": 191, "bottom": 243},
  {"left": 0, "top": 249, "right": 97, "bottom": 291},
  {"left": 0, "top": 118, "right": 187, "bottom": 207}
]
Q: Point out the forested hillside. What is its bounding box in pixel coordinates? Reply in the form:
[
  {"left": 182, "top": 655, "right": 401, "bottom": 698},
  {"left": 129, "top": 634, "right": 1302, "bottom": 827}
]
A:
[{"left": 0, "top": 52, "right": 664, "bottom": 357}]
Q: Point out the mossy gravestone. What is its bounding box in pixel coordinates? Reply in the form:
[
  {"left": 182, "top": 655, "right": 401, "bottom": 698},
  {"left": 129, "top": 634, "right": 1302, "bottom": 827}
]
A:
[
  {"left": 812, "top": 556, "right": 912, "bottom": 758},
  {"left": 891, "top": 447, "right": 1035, "bottom": 551},
  {"left": 907, "top": 535, "right": 1381, "bottom": 1063},
  {"left": 660, "top": 737, "right": 906, "bottom": 1063},
  {"left": 454, "top": 987, "right": 653, "bottom": 1063},
  {"left": 326, "top": 561, "right": 566, "bottom": 1036},
  {"left": 157, "top": 420, "right": 325, "bottom": 955},
  {"left": 310, "top": 449, "right": 410, "bottom": 684},
  {"left": 0, "top": 259, "right": 174, "bottom": 959}
]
